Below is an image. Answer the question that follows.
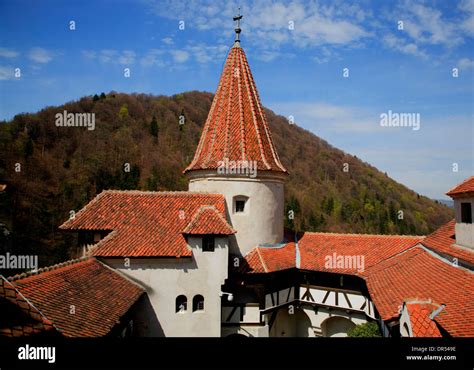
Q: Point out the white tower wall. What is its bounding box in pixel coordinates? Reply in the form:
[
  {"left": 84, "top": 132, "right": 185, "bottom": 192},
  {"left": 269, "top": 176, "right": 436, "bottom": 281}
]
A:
[{"left": 188, "top": 171, "right": 285, "bottom": 256}]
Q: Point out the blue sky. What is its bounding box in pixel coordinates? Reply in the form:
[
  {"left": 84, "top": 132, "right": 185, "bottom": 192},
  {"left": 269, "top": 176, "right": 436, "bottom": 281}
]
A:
[{"left": 0, "top": 0, "right": 473, "bottom": 199}]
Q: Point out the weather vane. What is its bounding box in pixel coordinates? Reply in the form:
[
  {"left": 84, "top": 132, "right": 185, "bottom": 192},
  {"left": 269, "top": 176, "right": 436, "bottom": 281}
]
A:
[{"left": 233, "top": 7, "right": 243, "bottom": 45}]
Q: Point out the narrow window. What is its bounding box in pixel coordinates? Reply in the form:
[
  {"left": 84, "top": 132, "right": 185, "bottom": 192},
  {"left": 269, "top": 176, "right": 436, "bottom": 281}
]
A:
[
  {"left": 176, "top": 295, "right": 187, "bottom": 313},
  {"left": 233, "top": 196, "right": 249, "bottom": 214},
  {"left": 461, "top": 202, "right": 472, "bottom": 223},
  {"left": 193, "top": 295, "right": 204, "bottom": 312},
  {"left": 202, "top": 235, "right": 215, "bottom": 252},
  {"left": 236, "top": 200, "right": 246, "bottom": 213}
]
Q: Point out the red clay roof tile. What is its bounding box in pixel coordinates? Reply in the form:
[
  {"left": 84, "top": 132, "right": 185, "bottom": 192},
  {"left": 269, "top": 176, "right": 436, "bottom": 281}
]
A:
[
  {"left": 8, "top": 258, "right": 144, "bottom": 337},
  {"left": 0, "top": 276, "right": 58, "bottom": 337},
  {"left": 366, "top": 247, "right": 474, "bottom": 337},
  {"left": 183, "top": 206, "right": 236, "bottom": 235},
  {"left": 60, "top": 190, "right": 230, "bottom": 257},
  {"left": 446, "top": 176, "right": 474, "bottom": 196},
  {"left": 184, "top": 45, "right": 287, "bottom": 174},
  {"left": 421, "top": 219, "right": 474, "bottom": 265},
  {"left": 406, "top": 303, "right": 442, "bottom": 338},
  {"left": 243, "top": 231, "right": 474, "bottom": 337}
]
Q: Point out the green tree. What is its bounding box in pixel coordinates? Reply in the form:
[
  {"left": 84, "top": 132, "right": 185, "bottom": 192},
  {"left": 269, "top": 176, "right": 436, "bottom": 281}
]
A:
[
  {"left": 100, "top": 92, "right": 106, "bottom": 100},
  {"left": 92, "top": 94, "right": 99, "bottom": 102},
  {"left": 347, "top": 322, "right": 381, "bottom": 337},
  {"left": 150, "top": 116, "right": 159, "bottom": 138},
  {"left": 23, "top": 137, "right": 34, "bottom": 158},
  {"left": 323, "top": 196, "right": 334, "bottom": 215},
  {"left": 118, "top": 104, "right": 129, "bottom": 120}
]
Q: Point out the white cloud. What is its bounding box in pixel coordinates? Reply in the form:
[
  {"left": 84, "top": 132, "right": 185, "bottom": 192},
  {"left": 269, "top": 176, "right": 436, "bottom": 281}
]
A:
[
  {"left": 0, "top": 66, "right": 15, "bottom": 80},
  {"left": 0, "top": 48, "right": 18, "bottom": 58},
  {"left": 117, "top": 50, "right": 136, "bottom": 65},
  {"left": 459, "top": 0, "right": 474, "bottom": 36},
  {"left": 458, "top": 57, "right": 474, "bottom": 69},
  {"left": 162, "top": 37, "right": 174, "bottom": 45},
  {"left": 82, "top": 50, "right": 96, "bottom": 59},
  {"left": 29, "top": 47, "right": 54, "bottom": 63},
  {"left": 271, "top": 101, "right": 383, "bottom": 133},
  {"left": 402, "top": 3, "right": 462, "bottom": 46},
  {"left": 170, "top": 50, "right": 189, "bottom": 63},
  {"left": 83, "top": 50, "right": 136, "bottom": 65},
  {"left": 147, "top": 0, "right": 370, "bottom": 49},
  {"left": 185, "top": 43, "right": 229, "bottom": 64},
  {"left": 383, "top": 34, "right": 427, "bottom": 59},
  {"left": 99, "top": 49, "right": 117, "bottom": 63},
  {"left": 140, "top": 49, "right": 166, "bottom": 67}
]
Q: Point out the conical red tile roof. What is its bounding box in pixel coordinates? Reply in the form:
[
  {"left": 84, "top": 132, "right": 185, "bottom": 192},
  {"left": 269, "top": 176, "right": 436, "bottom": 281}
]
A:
[{"left": 184, "top": 45, "right": 287, "bottom": 174}]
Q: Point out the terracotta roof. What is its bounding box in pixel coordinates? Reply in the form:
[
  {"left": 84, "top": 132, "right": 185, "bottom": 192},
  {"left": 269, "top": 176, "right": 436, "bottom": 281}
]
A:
[
  {"left": 421, "top": 219, "right": 474, "bottom": 265},
  {"left": 245, "top": 244, "right": 296, "bottom": 273},
  {"left": 8, "top": 258, "right": 144, "bottom": 337},
  {"left": 244, "top": 232, "right": 423, "bottom": 275},
  {"left": 405, "top": 302, "right": 442, "bottom": 338},
  {"left": 366, "top": 247, "right": 474, "bottom": 337},
  {"left": 242, "top": 231, "right": 474, "bottom": 337},
  {"left": 183, "top": 206, "right": 236, "bottom": 235},
  {"left": 184, "top": 45, "right": 287, "bottom": 174},
  {"left": 446, "top": 176, "right": 474, "bottom": 196},
  {"left": 0, "top": 276, "right": 58, "bottom": 337},
  {"left": 60, "top": 190, "right": 229, "bottom": 257}
]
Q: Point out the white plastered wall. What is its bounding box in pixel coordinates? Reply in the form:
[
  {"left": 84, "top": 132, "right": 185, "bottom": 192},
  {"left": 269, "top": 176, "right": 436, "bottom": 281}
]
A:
[
  {"left": 188, "top": 171, "right": 286, "bottom": 256},
  {"left": 102, "top": 236, "right": 228, "bottom": 337}
]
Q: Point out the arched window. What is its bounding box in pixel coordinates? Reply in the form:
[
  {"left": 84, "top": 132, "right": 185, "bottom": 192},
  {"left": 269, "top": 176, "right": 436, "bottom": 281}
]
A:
[
  {"left": 193, "top": 295, "right": 204, "bottom": 312},
  {"left": 176, "top": 295, "right": 187, "bottom": 313}
]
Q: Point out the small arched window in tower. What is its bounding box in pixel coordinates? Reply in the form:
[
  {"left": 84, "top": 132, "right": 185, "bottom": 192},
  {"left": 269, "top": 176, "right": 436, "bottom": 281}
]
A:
[
  {"left": 233, "top": 196, "right": 249, "bottom": 214},
  {"left": 176, "top": 295, "right": 187, "bottom": 313},
  {"left": 193, "top": 295, "right": 204, "bottom": 312}
]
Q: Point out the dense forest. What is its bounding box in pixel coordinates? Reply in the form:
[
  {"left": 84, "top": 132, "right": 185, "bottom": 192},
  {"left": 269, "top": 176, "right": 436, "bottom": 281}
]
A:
[{"left": 0, "top": 91, "right": 453, "bottom": 267}]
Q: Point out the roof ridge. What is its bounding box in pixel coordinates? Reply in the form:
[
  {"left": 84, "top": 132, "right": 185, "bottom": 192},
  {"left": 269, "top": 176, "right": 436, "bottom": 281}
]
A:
[
  {"left": 100, "top": 190, "right": 224, "bottom": 196},
  {"left": 7, "top": 256, "right": 90, "bottom": 282},
  {"left": 184, "top": 45, "right": 287, "bottom": 174},
  {"left": 255, "top": 248, "right": 269, "bottom": 273},
  {"left": 0, "top": 276, "right": 61, "bottom": 333},
  {"left": 183, "top": 205, "right": 236, "bottom": 235},
  {"left": 300, "top": 231, "right": 425, "bottom": 238},
  {"left": 446, "top": 176, "right": 474, "bottom": 195}
]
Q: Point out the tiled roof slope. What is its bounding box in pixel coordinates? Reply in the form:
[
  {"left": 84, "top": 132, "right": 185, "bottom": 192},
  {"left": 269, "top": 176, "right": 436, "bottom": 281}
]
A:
[
  {"left": 0, "top": 276, "right": 58, "bottom": 337},
  {"left": 244, "top": 232, "right": 423, "bottom": 275},
  {"left": 366, "top": 247, "right": 474, "bottom": 337},
  {"left": 8, "top": 258, "right": 144, "bottom": 337},
  {"left": 242, "top": 232, "right": 474, "bottom": 337},
  {"left": 406, "top": 303, "right": 442, "bottom": 338},
  {"left": 446, "top": 176, "right": 474, "bottom": 196},
  {"left": 184, "top": 45, "right": 287, "bottom": 174},
  {"left": 421, "top": 219, "right": 474, "bottom": 265},
  {"left": 60, "top": 190, "right": 229, "bottom": 257},
  {"left": 183, "top": 206, "right": 236, "bottom": 235}
]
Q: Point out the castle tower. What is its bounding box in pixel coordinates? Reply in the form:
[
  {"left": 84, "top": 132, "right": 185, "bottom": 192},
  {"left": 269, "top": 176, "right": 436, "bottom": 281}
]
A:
[
  {"left": 184, "top": 12, "right": 288, "bottom": 256},
  {"left": 446, "top": 176, "right": 474, "bottom": 249}
]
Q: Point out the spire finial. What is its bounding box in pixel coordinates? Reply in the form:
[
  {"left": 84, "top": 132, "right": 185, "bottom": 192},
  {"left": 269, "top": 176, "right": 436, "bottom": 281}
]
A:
[{"left": 233, "top": 7, "right": 242, "bottom": 47}]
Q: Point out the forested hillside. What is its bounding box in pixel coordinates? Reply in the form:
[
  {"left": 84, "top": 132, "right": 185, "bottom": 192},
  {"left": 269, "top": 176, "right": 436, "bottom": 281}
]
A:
[{"left": 0, "top": 91, "right": 453, "bottom": 266}]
